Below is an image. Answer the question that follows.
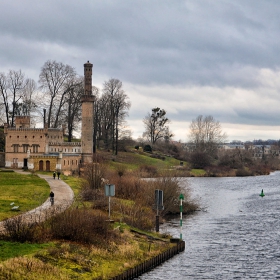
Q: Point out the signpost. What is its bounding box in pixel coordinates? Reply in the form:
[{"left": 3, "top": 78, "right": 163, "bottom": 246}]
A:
[
  {"left": 155, "top": 189, "right": 164, "bottom": 232},
  {"left": 179, "top": 193, "right": 184, "bottom": 240},
  {"left": 105, "top": 184, "right": 115, "bottom": 220}
]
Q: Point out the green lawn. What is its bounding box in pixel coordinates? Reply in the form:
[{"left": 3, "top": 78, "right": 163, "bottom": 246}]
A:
[
  {"left": 0, "top": 241, "right": 52, "bottom": 261},
  {"left": 190, "top": 169, "right": 206, "bottom": 176},
  {"left": 0, "top": 172, "right": 50, "bottom": 220}
]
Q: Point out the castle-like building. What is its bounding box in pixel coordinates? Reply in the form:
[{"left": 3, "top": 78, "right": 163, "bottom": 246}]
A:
[{"left": 4, "top": 61, "right": 95, "bottom": 174}]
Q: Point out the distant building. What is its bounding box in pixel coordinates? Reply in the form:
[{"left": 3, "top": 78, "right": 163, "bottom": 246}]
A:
[
  {"left": 220, "top": 143, "right": 245, "bottom": 150},
  {"left": 4, "top": 61, "right": 95, "bottom": 174}
]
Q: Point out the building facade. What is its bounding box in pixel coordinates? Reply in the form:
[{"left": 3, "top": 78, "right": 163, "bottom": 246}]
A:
[{"left": 4, "top": 61, "right": 95, "bottom": 174}]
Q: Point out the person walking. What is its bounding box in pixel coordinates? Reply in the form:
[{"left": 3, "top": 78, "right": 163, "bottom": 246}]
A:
[
  {"left": 53, "top": 171, "right": 56, "bottom": 179},
  {"left": 57, "top": 171, "right": 61, "bottom": 180},
  {"left": 50, "top": 191, "right": 54, "bottom": 206}
]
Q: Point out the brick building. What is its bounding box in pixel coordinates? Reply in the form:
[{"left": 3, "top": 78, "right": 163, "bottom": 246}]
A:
[{"left": 4, "top": 61, "right": 95, "bottom": 174}]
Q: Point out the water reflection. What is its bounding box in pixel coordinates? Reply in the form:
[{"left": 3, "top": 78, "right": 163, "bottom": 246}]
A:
[{"left": 138, "top": 172, "right": 280, "bottom": 279}]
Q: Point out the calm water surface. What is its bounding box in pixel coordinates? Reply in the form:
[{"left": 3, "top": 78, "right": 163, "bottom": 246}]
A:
[{"left": 138, "top": 172, "right": 280, "bottom": 279}]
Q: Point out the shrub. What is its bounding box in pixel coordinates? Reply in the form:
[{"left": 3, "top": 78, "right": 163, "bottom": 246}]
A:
[
  {"left": 190, "top": 152, "right": 211, "bottom": 169},
  {"left": 139, "top": 165, "right": 158, "bottom": 177},
  {"left": 235, "top": 168, "right": 252, "bottom": 176},
  {"left": 143, "top": 144, "right": 152, "bottom": 153},
  {"left": 49, "top": 208, "right": 116, "bottom": 246},
  {"left": 141, "top": 177, "right": 198, "bottom": 216},
  {"left": 81, "top": 159, "right": 106, "bottom": 190},
  {"left": 249, "top": 164, "right": 271, "bottom": 175},
  {"left": 80, "top": 187, "right": 106, "bottom": 205},
  {"left": 117, "top": 201, "right": 154, "bottom": 230},
  {"left": 204, "top": 165, "right": 232, "bottom": 177},
  {"left": 114, "top": 175, "right": 142, "bottom": 200},
  {"left": 2, "top": 216, "right": 43, "bottom": 243}
]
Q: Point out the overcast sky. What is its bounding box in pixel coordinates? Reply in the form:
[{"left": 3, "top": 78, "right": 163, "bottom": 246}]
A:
[{"left": 1, "top": 0, "right": 280, "bottom": 142}]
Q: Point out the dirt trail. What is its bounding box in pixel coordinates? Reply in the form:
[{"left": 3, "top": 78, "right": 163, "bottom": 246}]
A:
[{"left": 0, "top": 171, "right": 74, "bottom": 233}]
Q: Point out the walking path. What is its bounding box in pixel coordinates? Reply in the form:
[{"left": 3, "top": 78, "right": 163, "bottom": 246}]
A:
[{"left": 0, "top": 171, "right": 74, "bottom": 233}]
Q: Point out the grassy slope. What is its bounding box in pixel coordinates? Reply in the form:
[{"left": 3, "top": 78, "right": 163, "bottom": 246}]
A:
[
  {"left": 106, "top": 149, "right": 206, "bottom": 176},
  {"left": 0, "top": 151, "right": 196, "bottom": 279},
  {"left": 0, "top": 172, "right": 50, "bottom": 220},
  {"left": 107, "top": 150, "right": 181, "bottom": 170}
]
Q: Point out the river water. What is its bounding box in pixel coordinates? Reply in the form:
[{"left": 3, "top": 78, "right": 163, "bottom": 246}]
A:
[{"left": 138, "top": 172, "right": 280, "bottom": 279}]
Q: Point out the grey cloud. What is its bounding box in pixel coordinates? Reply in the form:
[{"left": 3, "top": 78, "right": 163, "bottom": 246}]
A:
[
  {"left": 1, "top": 0, "right": 280, "bottom": 140},
  {"left": 1, "top": 0, "right": 280, "bottom": 88}
]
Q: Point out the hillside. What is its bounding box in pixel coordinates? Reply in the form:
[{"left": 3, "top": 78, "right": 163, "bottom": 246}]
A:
[{"left": 97, "top": 148, "right": 196, "bottom": 176}]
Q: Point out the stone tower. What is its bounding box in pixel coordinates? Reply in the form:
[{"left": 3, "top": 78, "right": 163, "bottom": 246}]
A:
[{"left": 81, "top": 61, "right": 95, "bottom": 164}]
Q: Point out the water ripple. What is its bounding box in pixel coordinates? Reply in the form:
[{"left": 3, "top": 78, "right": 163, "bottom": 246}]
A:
[{"left": 138, "top": 172, "right": 280, "bottom": 279}]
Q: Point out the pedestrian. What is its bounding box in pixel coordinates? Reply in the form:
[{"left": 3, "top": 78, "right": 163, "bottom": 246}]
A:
[
  {"left": 57, "top": 171, "right": 61, "bottom": 180},
  {"left": 50, "top": 191, "right": 54, "bottom": 206},
  {"left": 53, "top": 171, "right": 56, "bottom": 179}
]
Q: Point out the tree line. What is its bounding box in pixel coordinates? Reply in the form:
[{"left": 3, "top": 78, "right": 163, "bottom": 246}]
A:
[
  {"left": 0, "top": 60, "right": 233, "bottom": 163},
  {"left": 0, "top": 60, "right": 131, "bottom": 155}
]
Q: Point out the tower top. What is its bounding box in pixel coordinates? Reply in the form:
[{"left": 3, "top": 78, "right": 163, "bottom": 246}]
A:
[
  {"left": 82, "top": 60, "right": 94, "bottom": 99},
  {"left": 84, "top": 61, "right": 93, "bottom": 67}
]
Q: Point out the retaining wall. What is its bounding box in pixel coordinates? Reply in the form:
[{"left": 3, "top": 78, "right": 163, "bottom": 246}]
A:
[{"left": 110, "top": 240, "right": 185, "bottom": 280}]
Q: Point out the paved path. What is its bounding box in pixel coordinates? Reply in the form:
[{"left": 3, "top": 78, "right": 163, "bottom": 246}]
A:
[{"left": 0, "top": 171, "right": 74, "bottom": 233}]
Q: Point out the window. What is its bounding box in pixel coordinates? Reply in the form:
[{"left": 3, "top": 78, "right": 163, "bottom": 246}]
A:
[
  {"left": 32, "top": 145, "right": 39, "bottom": 153},
  {"left": 13, "top": 144, "right": 19, "bottom": 153},
  {"left": 23, "top": 144, "right": 29, "bottom": 153}
]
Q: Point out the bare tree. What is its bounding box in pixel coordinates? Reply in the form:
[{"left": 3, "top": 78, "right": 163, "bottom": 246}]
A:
[
  {"left": 39, "top": 60, "right": 76, "bottom": 128},
  {"left": 143, "top": 107, "right": 173, "bottom": 144},
  {"left": 61, "top": 77, "right": 83, "bottom": 142},
  {"left": 95, "top": 92, "right": 111, "bottom": 149},
  {"left": 22, "top": 78, "right": 37, "bottom": 115},
  {"left": 0, "top": 70, "right": 30, "bottom": 126},
  {"left": 0, "top": 72, "right": 10, "bottom": 125},
  {"left": 188, "top": 115, "right": 227, "bottom": 157},
  {"left": 101, "top": 79, "right": 130, "bottom": 155}
]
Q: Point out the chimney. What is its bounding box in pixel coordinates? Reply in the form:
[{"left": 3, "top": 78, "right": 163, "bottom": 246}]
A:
[{"left": 43, "top": 109, "right": 48, "bottom": 128}]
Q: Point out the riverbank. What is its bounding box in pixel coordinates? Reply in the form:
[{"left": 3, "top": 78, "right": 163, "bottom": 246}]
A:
[
  {"left": 0, "top": 226, "right": 185, "bottom": 279},
  {"left": 0, "top": 171, "right": 187, "bottom": 279}
]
